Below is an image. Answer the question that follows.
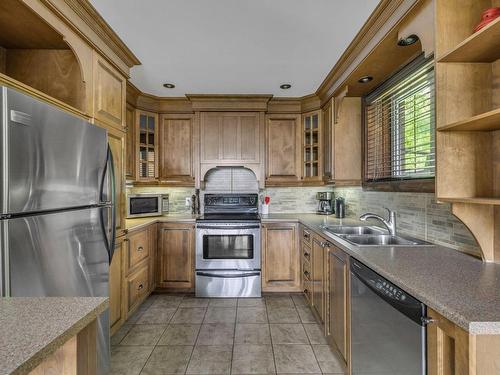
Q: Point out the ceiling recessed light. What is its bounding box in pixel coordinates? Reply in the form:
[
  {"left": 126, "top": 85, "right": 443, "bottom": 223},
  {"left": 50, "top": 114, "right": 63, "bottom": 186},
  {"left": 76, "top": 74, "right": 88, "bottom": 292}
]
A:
[
  {"left": 397, "top": 34, "right": 419, "bottom": 46},
  {"left": 358, "top": 76, "right": 373, "bottom": 84},
  {"left": 280, "top": 84, "right": 292, "bottom": 90},
  {"left": 163, "top": 83, "right": 175, "bottom": 89}
]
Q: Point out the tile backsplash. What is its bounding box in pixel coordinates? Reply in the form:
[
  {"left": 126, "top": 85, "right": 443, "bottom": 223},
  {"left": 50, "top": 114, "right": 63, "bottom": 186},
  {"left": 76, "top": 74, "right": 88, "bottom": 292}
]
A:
[
  {"left": 333, "top": 187, "right": 481, "bottom": 257},
  {"left": 127, "top": 176, "right": 481, "bottom": 257}
]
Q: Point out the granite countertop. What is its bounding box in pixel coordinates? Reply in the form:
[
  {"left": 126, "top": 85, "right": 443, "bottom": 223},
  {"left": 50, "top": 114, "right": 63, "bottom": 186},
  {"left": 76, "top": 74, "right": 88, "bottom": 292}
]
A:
[
  {"left": 125, "top": 212, "right": 500, "bottom": 334},
  {"left": 0, "top": 297, "right": 108, "bottom": 375},
  {"left": 125, "top": 214, "right": 197, "bottom": 231}
]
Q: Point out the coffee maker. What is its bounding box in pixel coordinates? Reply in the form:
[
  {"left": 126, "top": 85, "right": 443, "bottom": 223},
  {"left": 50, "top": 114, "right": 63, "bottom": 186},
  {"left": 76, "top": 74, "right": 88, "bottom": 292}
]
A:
[{"left": 316, "top": 192, "right": 334, "bottom": 215}]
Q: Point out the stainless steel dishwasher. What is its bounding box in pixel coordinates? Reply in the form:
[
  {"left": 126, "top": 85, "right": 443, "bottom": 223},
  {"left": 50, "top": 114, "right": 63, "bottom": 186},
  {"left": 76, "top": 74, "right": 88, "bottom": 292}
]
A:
[{"left": 350, "top": 259, "right": 427, "bottom": 375}]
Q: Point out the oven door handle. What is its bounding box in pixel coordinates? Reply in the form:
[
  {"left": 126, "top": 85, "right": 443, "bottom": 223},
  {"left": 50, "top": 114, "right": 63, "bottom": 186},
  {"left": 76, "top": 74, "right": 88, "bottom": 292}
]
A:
[
  {"left": 196, "top": 271, "right": 261, "bottom": 278},
  {"left": 196, "top": 225, "right": 260, "bottom": 230}
]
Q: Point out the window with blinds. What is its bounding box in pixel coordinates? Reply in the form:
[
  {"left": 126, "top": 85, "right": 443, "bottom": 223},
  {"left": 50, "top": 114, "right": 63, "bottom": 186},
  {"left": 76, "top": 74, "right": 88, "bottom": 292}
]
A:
[{"left": 364, "top": 56, "right": 435, "bottom": 183}]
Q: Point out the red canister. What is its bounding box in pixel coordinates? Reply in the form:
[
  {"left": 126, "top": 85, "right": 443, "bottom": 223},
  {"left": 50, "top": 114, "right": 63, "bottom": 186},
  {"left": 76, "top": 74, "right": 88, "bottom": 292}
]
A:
[{"left": 474, "top": 7, "right": 500, "bottom": 32}]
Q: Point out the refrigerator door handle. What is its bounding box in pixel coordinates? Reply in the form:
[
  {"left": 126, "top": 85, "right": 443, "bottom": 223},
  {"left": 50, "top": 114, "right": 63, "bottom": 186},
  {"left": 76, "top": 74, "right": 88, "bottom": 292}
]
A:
[{"left": 99, "top": 146, "right": 116, "bottom": 263}]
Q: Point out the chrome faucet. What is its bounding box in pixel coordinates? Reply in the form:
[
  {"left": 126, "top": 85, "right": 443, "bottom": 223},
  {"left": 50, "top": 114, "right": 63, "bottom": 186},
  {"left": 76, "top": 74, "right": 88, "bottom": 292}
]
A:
[{"left": 359, "top": 208, "right": 397, "bottom": 236}]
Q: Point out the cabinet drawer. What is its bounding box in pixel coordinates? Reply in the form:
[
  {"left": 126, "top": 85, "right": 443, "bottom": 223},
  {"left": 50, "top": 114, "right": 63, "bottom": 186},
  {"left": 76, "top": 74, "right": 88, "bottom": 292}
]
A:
[
  {"left": 303, "top": 278, "right": 312, "bottom": 304},
  {"left": 303, "top": 257, "right": 311, "bottom": 281},
  {"left": 127, "top": 264, "right": 149, "bottom": 310},
  {"left": 302, "top": 228, "right": 312, "bottom": 246},
  {"left": 128, "top": 230, "right": 149, "bottom": 270}
]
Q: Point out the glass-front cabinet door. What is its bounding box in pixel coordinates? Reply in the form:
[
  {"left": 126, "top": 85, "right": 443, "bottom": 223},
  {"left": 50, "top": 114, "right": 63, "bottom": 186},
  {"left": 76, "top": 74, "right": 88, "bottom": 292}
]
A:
[
  {"left": 302, "top": 110, "right": 322, "bottom": 181},
  {"left": 136, "top": 110, "right": 158, "bottom": 180}
]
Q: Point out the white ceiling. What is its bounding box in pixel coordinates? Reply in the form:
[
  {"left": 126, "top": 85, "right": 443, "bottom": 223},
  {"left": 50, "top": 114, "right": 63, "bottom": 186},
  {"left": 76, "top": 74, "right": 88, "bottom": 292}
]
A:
[{"left": 90, "top": 0, "right": 380, "bottom": 97}]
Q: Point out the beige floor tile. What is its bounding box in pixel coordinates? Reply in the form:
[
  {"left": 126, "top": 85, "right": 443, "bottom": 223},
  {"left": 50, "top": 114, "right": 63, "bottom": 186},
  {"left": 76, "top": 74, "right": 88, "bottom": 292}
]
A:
[
  {"left": 111, "top": 324, "right": 132, "bottom": 346},
  {"left": 141, "top": 345, "right": 193, "bottom": 374},
  {"left": 158, "top": 324, "right": 201, "bottom": 345},
  {"left": 296, "top": 306, "right": 316, "bottom": 323},
  {"left": 203, "top": 307, "right": 237, "bottom": 323},
  {"left": 291, "top": 294, "right": 308, "bottom": 307},
  {"left": 121, "top": 324, "right": 166, "bottom": 346},
  {"left": 196, "top": 323, "right": 235, "bottom": 345},
  {"left": 137, "top": 307, "right": 177, "bottom": 324},
  {"left": 151, "top": 296, "right": 183, "bottom": 309},
  {"left": 171, "top": 308, "right": 207, "bottom": 324},
  {"left": 237, "top": 298, "right": 266, "bottom": 307},
  {"left": 273, "top": 344, "right": 321, "bottom": 374},
  {"left": 237, "top": 307, "right": 268, "bottom": 323},
  {"left": 180, "top": 297, "right": 210, "bottom": 308},
  {"left": 234, "top": 323, "right": 271, "bottom": 344},
  {"left": 265, "top": 296, "right": 295, "bottom": 309},
  {"left": 303, "top": 324, "right": 328, "bottom": 344},
  {"left": 270, "top": 324, "right": 309, "bottom": 344},
  {"left": 267, "top": 307, "right": 300, "bottom": 323},
  {"left": 231, "top": 344, "right": 276, "bottom": 374},
  {"left": 186, "top": 345, "right": 232, "bottom": 374},
  {"left": 208, "top": 298, "right": 237, "bottom": 307},
  {"left": 110, "top": 345, "right": 154, "bottom": 375},
  {"left": 312, "top": 345, "right": 346, "bottom": 374}
]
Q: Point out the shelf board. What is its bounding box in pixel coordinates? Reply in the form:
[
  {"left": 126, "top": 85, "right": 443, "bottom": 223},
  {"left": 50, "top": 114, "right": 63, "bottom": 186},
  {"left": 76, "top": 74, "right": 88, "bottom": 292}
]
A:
[
  {"left": 438, "top": 197, "right": 500, "bottom": 206},
  {"left": 438, "top": 108, "right": 500, "bottom": 131},
  {"left": 438, "top": 17, "right": 500, "bottom": 63}
]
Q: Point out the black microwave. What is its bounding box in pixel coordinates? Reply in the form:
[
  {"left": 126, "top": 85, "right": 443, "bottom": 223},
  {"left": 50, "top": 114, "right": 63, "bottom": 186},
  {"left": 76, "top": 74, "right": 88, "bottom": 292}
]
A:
[{"left": 127, "top": 194, "right": 169, "bottom": 218}]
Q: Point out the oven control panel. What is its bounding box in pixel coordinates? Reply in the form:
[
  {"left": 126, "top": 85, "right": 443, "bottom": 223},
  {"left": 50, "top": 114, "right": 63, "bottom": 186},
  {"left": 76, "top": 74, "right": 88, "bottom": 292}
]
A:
[{"left": 204, "top": 194, "right": 258, "bottom": 208}]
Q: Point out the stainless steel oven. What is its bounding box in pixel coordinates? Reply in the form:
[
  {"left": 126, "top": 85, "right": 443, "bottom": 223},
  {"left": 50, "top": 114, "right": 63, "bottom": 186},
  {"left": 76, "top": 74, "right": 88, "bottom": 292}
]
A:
[{"left": 195, "top": 193, "right": 261, "bottom": 298}]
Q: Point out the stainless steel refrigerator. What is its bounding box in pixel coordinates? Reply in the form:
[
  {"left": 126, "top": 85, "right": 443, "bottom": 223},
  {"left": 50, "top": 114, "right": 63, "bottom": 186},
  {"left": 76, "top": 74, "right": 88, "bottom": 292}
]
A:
[{"left": 0, "top": 86, "right": 115, "bottom": 375}]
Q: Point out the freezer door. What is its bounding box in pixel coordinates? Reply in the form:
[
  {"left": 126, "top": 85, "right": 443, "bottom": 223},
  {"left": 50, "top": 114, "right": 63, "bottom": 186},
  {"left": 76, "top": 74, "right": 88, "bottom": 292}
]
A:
[
  {"left": 5, "top": 206, "right": 111, "bottom": 374},
  {"left": 2, "top": 86, "right": 107, "bottom": 214}
]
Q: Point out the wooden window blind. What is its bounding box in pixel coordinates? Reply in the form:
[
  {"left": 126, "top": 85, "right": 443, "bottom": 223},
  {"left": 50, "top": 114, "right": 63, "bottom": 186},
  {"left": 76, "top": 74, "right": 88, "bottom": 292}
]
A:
[{"left": 364, "top": 56, "right": 435, "bottom": 182}]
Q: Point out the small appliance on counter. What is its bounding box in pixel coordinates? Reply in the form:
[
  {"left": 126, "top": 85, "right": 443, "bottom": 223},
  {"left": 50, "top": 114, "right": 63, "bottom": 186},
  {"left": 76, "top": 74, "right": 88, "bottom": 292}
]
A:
[
  {"left": 127, "top": 193, "right": 169, "bottom": 218},
  {"left": 316, "top": 192, "right": 334, "bottom": 215},
  {"left": 335, "top": 197, "right": 346, "bottom": 218}
]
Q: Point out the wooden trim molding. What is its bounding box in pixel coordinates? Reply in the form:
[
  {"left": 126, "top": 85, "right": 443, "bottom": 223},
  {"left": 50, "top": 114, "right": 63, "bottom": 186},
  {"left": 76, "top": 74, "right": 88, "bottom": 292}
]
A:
[
  {"left": 316, "top": 0, "right": 413, "bottom": 103},
  {"left": 186, "top": 94, "right": 273, "bottom": 112}
]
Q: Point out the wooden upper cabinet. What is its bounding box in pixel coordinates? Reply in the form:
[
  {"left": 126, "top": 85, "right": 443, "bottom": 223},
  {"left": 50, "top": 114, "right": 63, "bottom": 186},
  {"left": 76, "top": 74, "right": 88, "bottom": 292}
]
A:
[
  {"left": 262, "top": 223, "right": 300, "bottom": 292},
  {"left": 159, "top": 114, "right": 194, "bottom": 185},
  {"left": 302, "top": 110, "right": 322, "bottom": 182},
  {"left": 200, "top": 112, "right": 261, "bottom": 164},
  {"left": 322, "top": 99, "right": 334, "bottom": 183},
  {"left": 125, "top": 104, "right": 136, "bottom": 180},
  {"left": 157, "top": 223, "right": 195, "bottom": 289},
  {"left": 334, "top": 97, "right": 361, "bottom": 185},
  {"left": 107, "top": 127, "right": 126, "bottom": 236},
  {"left": 136, "top": 110, "right": 159, "bottom": 181},
  {"left": 265, "top": 114, "right": 302, "bottom": 184},
  {"left": 92, "top": 54, "right": 126, "bottom": 131}
]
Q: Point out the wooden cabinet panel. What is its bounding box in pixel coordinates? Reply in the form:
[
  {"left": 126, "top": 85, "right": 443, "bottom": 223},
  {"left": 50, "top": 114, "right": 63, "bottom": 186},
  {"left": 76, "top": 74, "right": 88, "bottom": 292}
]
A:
[
  {"left": 125, "top": 104, "right": 135, "bottom": 179},
  {"left": 127, "top": 229, "right": 150, "bottom": 271},
  {"left": 302, "top": 110, "right": 322, "bottom": 182},
  {"left": 107, "top": 128, "right": 125, "bottom": 236},
  {"left": 262, "top": 223, "right": 300, "bottom": 292},
  {"left": 266, "top": 114, "right": 301, "bottom": 183},
  {"left": 158, "top": 223, "right": 195, "bottom": 289},
  {"left": 322, "top": 99, "right": 334, "bottom": 183},
  {"left": 312, "top": 235, "right": 326, "bottom": 322},
  {"left": 200, "top": 112, "right": 261, "bottom": 164},
  {"left": 427, "top": 307, "right": 470, "bottom": 375},
  {"left": 159, "top": 114, "right": 194, "bottom": 184},
  {"left": 127, "top": 263, "right": 150, "bottom": 312},
  {"left": 136, "top": 110, "right": 159, "bottom": 181},
  {"left": 93, "top": 55, "right": 126, "bottom": 130},
  {"left": 109, "top": 236, "right": 125, "bottom": 333},
  {"left": 328, "top": 246, "right": 349, "bottom": 364}
]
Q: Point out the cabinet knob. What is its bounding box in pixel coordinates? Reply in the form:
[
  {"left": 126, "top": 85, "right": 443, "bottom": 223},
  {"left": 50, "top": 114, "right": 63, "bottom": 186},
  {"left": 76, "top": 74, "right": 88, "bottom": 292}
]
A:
[
  {"left": 303, "top": 232, "right": 310, "bottom": 239},
  {"left": 304, "top": 252, "right": 310, "bottom": 257},
  {"left": 137, "top": 246, "right": 144, "bottom": 252},
  {"left": 138, "top": 284, "right": 144, "bottom": 291},
  {"left": 321, "top": 241, "right": 331, "bottom": 248},
  {"left": 304, "top": 271, "right": 310, "bottom": 277},
  {"left": 421, "top": 317, "right": 437, "bottom": 325},
  {"left": 303, "top": 289, "right": 308, "bottom": 294}
]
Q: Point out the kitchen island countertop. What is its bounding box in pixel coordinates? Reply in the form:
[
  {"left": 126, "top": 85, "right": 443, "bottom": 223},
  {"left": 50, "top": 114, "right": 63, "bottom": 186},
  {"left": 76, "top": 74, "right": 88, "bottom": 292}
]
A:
[{"left": 0, "top": 297, "right": 108, "bottom": 375}]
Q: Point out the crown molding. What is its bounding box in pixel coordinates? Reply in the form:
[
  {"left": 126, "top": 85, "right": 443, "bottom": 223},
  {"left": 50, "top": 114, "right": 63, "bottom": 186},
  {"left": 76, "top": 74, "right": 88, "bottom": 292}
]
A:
[{"left": 315, "top": 0, "right": 408, "bottom": 103}]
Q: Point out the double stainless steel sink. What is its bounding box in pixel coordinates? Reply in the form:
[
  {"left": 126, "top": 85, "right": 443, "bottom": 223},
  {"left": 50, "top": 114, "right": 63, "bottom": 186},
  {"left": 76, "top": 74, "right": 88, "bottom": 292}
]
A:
[{"left": 322, "top": 225, "right": 432, "bottom": 247}]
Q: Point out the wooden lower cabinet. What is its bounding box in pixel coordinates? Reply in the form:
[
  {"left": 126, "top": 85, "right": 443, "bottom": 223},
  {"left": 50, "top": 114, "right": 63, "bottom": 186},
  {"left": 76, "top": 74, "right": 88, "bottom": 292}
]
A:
[
  {"left": 109, "top": 235, "right": 125, "bottom": 334},
  {"left": 327, "top": 245, "right": 349, "bottom": 366},
  {"left": 262, "top": 222, "right": 300, "bottom": 292},
  {"left": 157, "top": 223, "right": 195, "bottom": 289},
  {"left": 311, "top": 234, "right": 328, "bottom": 323}
]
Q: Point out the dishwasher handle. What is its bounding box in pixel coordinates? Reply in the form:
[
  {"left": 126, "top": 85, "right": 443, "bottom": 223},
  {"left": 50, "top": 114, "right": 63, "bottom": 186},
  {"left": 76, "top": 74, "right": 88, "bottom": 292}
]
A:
[{"left": 350, "top": 259, "right": 426, "bottom": 326}]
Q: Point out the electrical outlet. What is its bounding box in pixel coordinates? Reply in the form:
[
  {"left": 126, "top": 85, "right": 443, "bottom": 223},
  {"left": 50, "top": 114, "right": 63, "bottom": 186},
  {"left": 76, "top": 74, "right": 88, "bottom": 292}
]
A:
[{"left": 185, "top": 197, "right": 192, "bottom": 206}]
